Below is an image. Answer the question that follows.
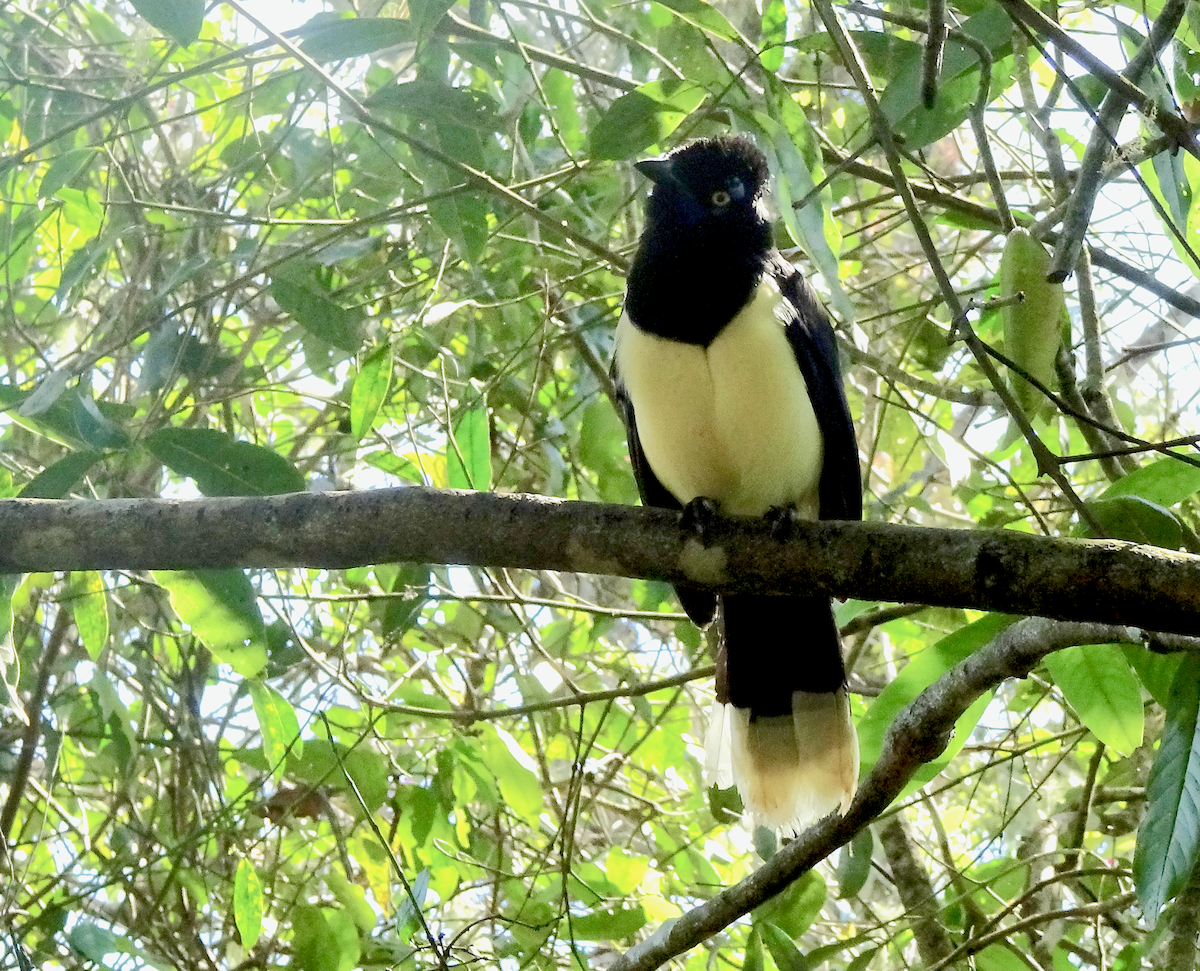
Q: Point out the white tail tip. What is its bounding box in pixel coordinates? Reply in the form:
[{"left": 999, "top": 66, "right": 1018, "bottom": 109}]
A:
[{"left": 705, "top": 688, "right": 858, "bottom": 833}]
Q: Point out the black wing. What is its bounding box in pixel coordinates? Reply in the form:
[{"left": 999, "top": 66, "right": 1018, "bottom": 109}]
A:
[
  {"left": 612, "top": 354, "right": 718, "bottom": 626},
  {"left": 770, "top": 255, "right": 863, "bottom": 523}
]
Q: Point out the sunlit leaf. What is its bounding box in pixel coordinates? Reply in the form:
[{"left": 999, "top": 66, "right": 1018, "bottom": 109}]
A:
[
  {"left": 858, "top": 614, "right": 1015, "bottom": 784},
  {"left": 447, "top": 403, "right": 492, "bottom": 491},
  {"left": 350, "top": 343, "right": 393, "bottom": 441},
  {"left": 754, "top": 870, "right": 826, "bottom": 937},
  {"left": 571, "top": 904, "right": 648, "bottom": 940},
  {"left": 71, "top": 572, "right": 109, "bottom": 659},
  {"left": 234, "top": 859, "right": 264, "bottom": 950},
  {"left": 155, "top": 569, "right": 268, "bottom": 678},
  {"left": 652, "top": 0, "right": 738, "bottom": 40},
  {"left": 1044, "top": 644, "right": 1144, "bottom": 755},
  {"left": 759, "top": 0, "right": 787, "bottom": 72},
  {"left": 291, "top": 904, "right": 340, "bottom": 971},
  {"left": 250, "top": 679, "right": 302, "bottom": 769},
  {"left": 1101, "top": 458, "right": 1200, "bottom": 507}
]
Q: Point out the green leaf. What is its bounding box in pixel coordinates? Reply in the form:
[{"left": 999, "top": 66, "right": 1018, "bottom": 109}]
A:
[
  {"left": 147, "top": 428, "right": 305, "bottom": 496},
  {"left": 19, "top": 450, "right": 101, "bottom": 498},
  {"left": 250, "top": 680, "right": 302, "bottom": 770},
  {"left": 39, "top": 148, "right": 96, "bottom": 199},
  {"left": 754, "top": 109, "right": 855, "bottom": 324},
  {"left": 447, "top": 403, "right": 492, "bottom": 491},
  {"left": 754, "top": 870, "right": 826, "bottom": 936},
  {"left": 292, "top": 904, "right": 340, "bottom": 971},
  {"left": 1124, "top": 644, "right": 1184, "bottom": 708},
  {"left": 67, "top": 921, "right": 173, "bottom": 970},
  {"left": 395, "top": 867, "right": 431, "bottom": 930},
  {"left": 300, "top": 16, "right": 415, "bottom": 60},
  {"left": 759, "top": 0, "right": 787, "bottom": 72},
  {"left": 350, "top": 343, "right": 393, "bottom": 440},
  {"left": 745, "top": 926, "right": 766, "bottom": 971},
  {"left": 427, "top": 191, "right": 489, "bottom": 264},
  {"left": 290, "top": 740, "right": 390, "bottom": 812},
  {"left": 13, "top": 381, "right": 129, "bottom": 452},
  {"left": 409, "top": 0, "right": 459, "bottom": 38},
  {"left": 877, "top": 4, "right": 1012, "bottom": 149},
  {"left": 1151, "top": 146, "right": 1192, "bottom": 230},
  {"left": 1101, "top": 458, "right": 1200, "bottom": 507},
  {"left": 858, "top": 614, "right": 1015, "bottom": 784},
  {"left": 579, "top": 397, "right": 638, "bottom": 503},
  {"left": 542, "top": 69, "right": 584, "bottom": 152},
  {"left": 381, "top": 563, "right": 430, "bottom": 637},
  {"left": 652, "top": 0, "right": 739, "bottom": 41},
  {"left": 837, "top": 826, "right": 874, "bottom": 899},
  {"left": 234, "top": 858, "right": 264, "bottom": 950},
  {"left": 484, "top": 726, "right": 543, "bottom": 818},
  {"left": 589, "top": 80, "right": 707, "bottom": 160},
  {"left": 1135, "top": 655, "right": 1200, "bottom": 922},
  {"left": 326, "top": 867, "right": 377, "bottom": 933},
  {"left": 846, "top": 947, "right": 879, "bottom": 971},
  {"left": 54, "top": 236, "right": 110, "bottom": 305},
  {"left": 605, "top": 846, "right": 649, "bottom": 894},
  {"left": 129, "top": 0, "right": 205, "bottom": 46},
  {"left": 759, "top": 922, "right": 809, "bottom": 971},
  {"left": 326, "top": 905, "right": 361, "bottom": 971},
  {"left": 571, "top": 904, "right": 648, "bottom": 940},
  {"left": 0, "top": 573, "right": 23, "bottom": 717},
  {"left": 368, "top": 80, "right": 500, "bottom": 131},
  {"left": 154, "top": 569, "right": 268, "bottom": 678},
  {"left": 1082, "top": 495, "right": 1183, "bottom": 549},
  {"left": 71, "top": 572, "right": 109, "bottom": 660},
  {"left": 271, "top": 278, "right": 365, "bottom": 353},
  {"left": 975, "top": 945, "right": 1031, "bottom": 971},
  {"left": 1044, "top": 644, "right": 1144, "bottom": 755}
]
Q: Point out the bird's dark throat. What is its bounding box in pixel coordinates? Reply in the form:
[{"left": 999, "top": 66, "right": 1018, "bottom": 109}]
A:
[{"left": 624, "top": 233, "right": 767, "bottom": 346}]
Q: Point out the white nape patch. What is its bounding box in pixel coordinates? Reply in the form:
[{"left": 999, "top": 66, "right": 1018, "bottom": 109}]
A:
[{"left": 614, "top": 276, "right": 824, "bottom": 518}]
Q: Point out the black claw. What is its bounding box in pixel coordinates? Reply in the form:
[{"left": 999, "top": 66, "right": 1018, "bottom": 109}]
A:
[
  {"left": 680, "top": 496, "right": 720, "bottom": 541},
  {"left": 767, "top": 504, "right": 800, "bottom": 540}
]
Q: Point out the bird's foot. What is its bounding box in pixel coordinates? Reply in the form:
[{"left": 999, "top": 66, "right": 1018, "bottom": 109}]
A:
[
  {"left": 680, "top": 497, "right": 720, "bottom": 542},
  {"left": 766, "top": 504, "right": 801, "bottom": 541}
]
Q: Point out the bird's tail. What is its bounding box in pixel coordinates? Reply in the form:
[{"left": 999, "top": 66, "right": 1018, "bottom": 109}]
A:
[{"left": 703, "top": 593, "right": 858, "bottom": 832}]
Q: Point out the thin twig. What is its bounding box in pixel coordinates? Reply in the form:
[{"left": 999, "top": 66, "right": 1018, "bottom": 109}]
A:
[{"left": 1049, "top": 0, "right": 1190, "bottom": 281}]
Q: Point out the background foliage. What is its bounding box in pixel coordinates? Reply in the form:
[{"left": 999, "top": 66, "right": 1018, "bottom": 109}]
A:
[{"left": 4, "top": 0, "right": 1200, "bottom": 968}]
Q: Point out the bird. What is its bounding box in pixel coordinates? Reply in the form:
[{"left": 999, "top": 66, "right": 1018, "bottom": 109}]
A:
[{"left": 611, "top": 135, "right": 862, "bottom": 832}]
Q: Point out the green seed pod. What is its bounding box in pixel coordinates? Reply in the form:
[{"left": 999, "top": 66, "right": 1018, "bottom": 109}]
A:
[{"left": 999, "top": 228, "right": 1064, "bottom": 418}]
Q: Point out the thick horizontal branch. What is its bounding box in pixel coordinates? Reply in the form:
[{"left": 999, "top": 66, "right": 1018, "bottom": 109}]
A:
[{"left": 1, "top": 487, "right": 1198, "bottom": 633}]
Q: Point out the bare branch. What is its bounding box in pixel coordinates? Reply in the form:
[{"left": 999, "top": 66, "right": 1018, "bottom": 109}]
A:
[
  {"left": 610, "top": 618, "right": 1146, "bottom": 971},
  {"left": 2, "top": 488, "right": 1200, "bottom": 634}
]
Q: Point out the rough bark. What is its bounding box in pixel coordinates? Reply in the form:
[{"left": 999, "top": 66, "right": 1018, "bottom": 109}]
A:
[
  {"left": 879, "top": 815, "right": 954, "bottom": 966},
  {"left": 0, "top": 488, "right": 1199, "bottom": 633}
]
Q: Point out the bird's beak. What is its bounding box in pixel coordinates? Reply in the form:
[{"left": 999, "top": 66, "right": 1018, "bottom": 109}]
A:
[{"left": 634, "top": 157, "right": 675, "bottom": 186}]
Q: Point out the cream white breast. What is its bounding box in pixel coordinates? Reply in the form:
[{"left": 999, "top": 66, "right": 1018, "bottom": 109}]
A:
[{"left": 615, "top": 276, "right": 824, "bottom": 519}]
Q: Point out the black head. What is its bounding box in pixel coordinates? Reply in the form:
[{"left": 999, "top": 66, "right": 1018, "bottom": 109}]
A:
[
  {"left": 635, "top": 135, "right": 771, "bottom": 239},
  {"left": 624, "top": 136, "right": 774, "bottom": 344}
]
